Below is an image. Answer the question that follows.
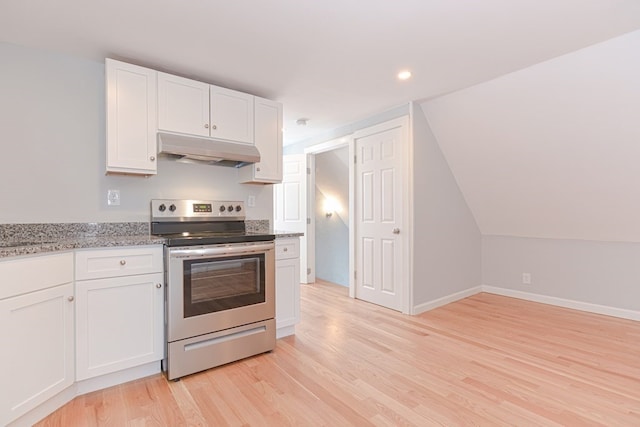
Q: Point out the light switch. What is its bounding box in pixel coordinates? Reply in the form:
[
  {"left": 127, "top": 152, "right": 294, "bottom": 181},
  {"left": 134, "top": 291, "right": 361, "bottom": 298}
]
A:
[{"left": 247, "top": 195, "right": 256, "bottom": 207}]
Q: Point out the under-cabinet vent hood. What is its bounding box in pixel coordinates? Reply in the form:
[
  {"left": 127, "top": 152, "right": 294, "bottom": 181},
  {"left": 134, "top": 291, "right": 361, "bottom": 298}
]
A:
[{"left": 157, "top": 131, "right": 260, "bottom": 168}]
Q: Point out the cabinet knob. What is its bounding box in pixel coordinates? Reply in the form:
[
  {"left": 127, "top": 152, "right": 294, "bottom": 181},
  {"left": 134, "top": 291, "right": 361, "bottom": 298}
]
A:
[
  {"left": 256, "top": 167, "right": 261, "bottom": 172},
  {"left": 120, "top": 260, "right": 126, "bottom": 265},
  {"left": 156, "top": 283, "right": 162, "bottom": 289},
  {"left": 283, "top": 247, "right": 288, "bottom": 252},
  {"left": 67, "top": 296, "right": 75, "bottom": 302},
  {"left": 392, "top": 228, "right": 400, "bottom": 234},
  {"left": 212, "top": 124, "right": 217, "bottom": 130},
  {"left": 150, "top": 156, "right": 156, "bottom": 161},
  {"left": 204, "top": 123, "right": 209, "bottom": 129}
]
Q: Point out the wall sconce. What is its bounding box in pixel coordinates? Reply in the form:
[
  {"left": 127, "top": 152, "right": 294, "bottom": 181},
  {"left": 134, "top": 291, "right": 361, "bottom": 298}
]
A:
[{"left": 324, "top": 197, "right": 340, "bottom": 218}]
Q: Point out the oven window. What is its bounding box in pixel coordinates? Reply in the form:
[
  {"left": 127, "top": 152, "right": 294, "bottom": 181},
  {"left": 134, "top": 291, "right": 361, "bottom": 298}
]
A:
[{"left": 183, "top": 254, "right": 265, "bottom": 318}]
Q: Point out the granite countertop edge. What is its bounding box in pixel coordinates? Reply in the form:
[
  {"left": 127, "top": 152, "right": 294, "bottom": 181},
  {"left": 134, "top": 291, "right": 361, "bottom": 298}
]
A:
[
  {"left": 0, "top": 235, "right": 166, "bottom": 259},
  {"left": 1, "top": 231, "right": 303, "bottom": 259}
]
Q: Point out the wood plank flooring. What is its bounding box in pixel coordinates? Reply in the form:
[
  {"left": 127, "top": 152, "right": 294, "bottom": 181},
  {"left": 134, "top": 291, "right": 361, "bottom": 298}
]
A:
[{"left": 37, "top": 281, "right": 640, "bottom": 426}]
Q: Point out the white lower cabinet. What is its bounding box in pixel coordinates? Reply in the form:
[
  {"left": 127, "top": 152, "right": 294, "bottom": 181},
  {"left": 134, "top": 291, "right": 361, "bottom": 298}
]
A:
[
  {"left": 275, "top": 238, "right": 300, "bottom": 337},
  {"left": 75, "top": 246, "right": 164, "bottom": 381},
  {"left": 0, "top": 253, "right": 74, "bottom": 426}
]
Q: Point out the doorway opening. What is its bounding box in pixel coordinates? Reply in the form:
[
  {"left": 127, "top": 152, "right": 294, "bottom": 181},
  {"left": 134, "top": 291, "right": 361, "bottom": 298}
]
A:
[{"left": 312, "top": 146, "right": 350, "bottom": 287}]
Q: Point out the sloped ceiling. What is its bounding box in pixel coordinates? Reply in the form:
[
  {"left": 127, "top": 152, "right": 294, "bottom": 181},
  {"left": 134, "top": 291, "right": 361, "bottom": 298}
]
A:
[
  {"left": 1, "top": 1, "right": 640, "bottom": 144},
  {"left": 421, "top": 30, "right": 640, "bottom": 242}
]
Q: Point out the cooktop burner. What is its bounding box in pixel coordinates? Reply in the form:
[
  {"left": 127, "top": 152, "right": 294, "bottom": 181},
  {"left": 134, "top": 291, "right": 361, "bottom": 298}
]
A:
[{"left": 150, "top": 199, "right": 274, "bottom": 247}]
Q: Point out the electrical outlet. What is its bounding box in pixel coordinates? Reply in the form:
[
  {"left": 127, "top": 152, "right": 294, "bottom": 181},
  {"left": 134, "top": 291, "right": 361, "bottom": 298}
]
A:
[
  {"left": 107, "top": 189, "right": 120, "bottom": 206},
  {"left": 522, "top": 273, "right": 531, "bottom": 285},
  {"left": 247, "top": 195, "right": 256, "bottom": 207}
]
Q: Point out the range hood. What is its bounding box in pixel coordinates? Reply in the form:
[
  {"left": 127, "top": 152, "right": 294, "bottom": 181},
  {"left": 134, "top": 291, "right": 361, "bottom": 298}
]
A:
[{"left": 157, "top": 131, "right": 260, "bottom": 168}]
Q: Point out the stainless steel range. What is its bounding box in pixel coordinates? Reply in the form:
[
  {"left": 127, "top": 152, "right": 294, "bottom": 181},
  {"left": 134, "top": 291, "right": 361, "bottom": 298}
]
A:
[{"left": 151, "top": 199, "right": 276, "bottom": 380}]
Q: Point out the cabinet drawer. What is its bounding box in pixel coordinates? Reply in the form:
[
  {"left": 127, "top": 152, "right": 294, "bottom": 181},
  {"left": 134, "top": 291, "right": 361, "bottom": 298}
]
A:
[
  {"left": 275, "top": 239, "right": 299, "bottom": 260},
  {"left": 75, "top": 246, "right": 163, "bottom": 280},
  {"left": 0, "top": 252, "right": 73, "bottom": 300}
]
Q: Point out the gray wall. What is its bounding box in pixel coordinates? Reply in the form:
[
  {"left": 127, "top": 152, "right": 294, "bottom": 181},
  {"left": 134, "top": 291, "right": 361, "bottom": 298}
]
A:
[
  {"left": 412, "top": 103, "right": 482, "bottom": 306},
  {"left": 284, "top": 104, "right": 409, "bottom": 154},
  {"left": 0, "top": 42, "right": 273, "bottom": 224},
  {"left": 483, "top": 235, "right": 640, "bottom": 311},
  {"left": 314, "top": 147, "right": 349, "bottom": 286}
]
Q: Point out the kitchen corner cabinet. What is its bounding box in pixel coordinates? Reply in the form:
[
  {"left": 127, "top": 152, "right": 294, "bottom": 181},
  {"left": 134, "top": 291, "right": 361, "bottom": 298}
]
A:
[
  {"left": 158, "top": 72, "right": 254, "bottom": 144},
  {"left": 0, "top": 253, "right": 74, "bottom": 426},
  {"left": 275, "top": 238, "right": 300, "bottom": 337},
  {"left": 106, "top": 59, "right": 158, "bottom": 175},
  {"left": 75, "top": 246, "right": 164, "bottom": 381},
  {"left": 239, "top": 97, "right": 283, "bottom": 184}
]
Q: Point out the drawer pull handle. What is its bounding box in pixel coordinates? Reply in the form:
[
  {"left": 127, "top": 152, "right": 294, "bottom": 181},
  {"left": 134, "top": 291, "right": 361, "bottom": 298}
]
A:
[
  {"left": 283, "top": 248, "right": 288, "bottom": 252},
  {"left": 120, "top": 260, "right": 126, "bottom": 266}
]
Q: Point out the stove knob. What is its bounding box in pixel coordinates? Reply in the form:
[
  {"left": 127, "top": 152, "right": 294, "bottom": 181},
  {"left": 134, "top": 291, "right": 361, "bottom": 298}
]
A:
[
  {"left": 235, "top": 205, "right": 242, "bottom": 212},
  {"left": 169, "top": 204, "right": 177, "bottom": 212},
  {"left": 228, "top": 205, "right": 234, "bottom": 213},
  {"left": 219, "top": 205, "right": 226, "bottom": 212},
  {"left": 158, "top": 204, "right": 166, "bottom": 212}
]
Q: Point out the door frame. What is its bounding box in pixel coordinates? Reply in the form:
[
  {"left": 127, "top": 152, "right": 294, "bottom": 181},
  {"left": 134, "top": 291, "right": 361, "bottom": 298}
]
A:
[{"left": 304, "top": 137, "right": 356, "bottom": 296}]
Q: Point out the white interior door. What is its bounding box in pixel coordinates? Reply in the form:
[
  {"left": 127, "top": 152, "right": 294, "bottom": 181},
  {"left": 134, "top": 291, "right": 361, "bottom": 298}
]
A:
[
  {"left": 355, "top": 118, "right": 407, "bottom": 311},
  {"left": 274, "top": 154, "right": 309, "bottom": 284}
]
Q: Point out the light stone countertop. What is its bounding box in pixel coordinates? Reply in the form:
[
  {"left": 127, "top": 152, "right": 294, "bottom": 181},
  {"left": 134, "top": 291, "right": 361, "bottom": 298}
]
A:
[
  {"left": 0, "top": 235, "right": 166, "bottom": 259},
  {"left": 0, "top": 222, "right": 302, "bottom": 259}
]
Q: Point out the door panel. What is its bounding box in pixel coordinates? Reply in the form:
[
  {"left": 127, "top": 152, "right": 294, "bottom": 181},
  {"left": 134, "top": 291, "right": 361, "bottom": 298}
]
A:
[{"left": 355, "top": 119, "right": 406, "bottom": 311}]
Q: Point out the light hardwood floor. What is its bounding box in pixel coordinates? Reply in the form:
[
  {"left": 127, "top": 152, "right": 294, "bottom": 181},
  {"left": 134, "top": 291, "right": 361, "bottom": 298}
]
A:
[{"left": 37, "top": 281, "right": 640, "bottom": 426}]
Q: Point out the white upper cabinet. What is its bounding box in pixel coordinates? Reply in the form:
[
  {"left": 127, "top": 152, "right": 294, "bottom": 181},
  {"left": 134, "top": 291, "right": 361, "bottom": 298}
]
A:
[
  {"left": 106, "top": 59, "right": 158, "bottom": 175},
  {"left": 210, "top": 86, "right": 254, "bottom": 144},
  {"left": 239, "top": 97, "right": 283, "bottom": 184},
  {"left": 157, "top": 73, "right": 210, "bottom": 137},
  {"left": 158, "top": 73, "right": 254, "bottom": 144}
]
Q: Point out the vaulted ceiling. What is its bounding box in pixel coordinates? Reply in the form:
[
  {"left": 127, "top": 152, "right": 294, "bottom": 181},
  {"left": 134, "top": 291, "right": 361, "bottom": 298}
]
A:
[
  {"left": 2, "top": 1, "right": 640, "bottom": 144},
  {"left": 422, "top": 30, "right": 640, "bottom": 242}
]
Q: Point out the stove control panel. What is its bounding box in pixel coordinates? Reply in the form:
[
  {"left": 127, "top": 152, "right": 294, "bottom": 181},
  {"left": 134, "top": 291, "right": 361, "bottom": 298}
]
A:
[{"left": 151, "top": 199, "right": 245, "bottom": 221}]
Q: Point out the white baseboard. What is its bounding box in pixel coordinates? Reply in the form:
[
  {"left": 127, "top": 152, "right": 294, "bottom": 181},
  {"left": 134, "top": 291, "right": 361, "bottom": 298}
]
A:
[
  {"left": 11, "top": 362, "right": 162, "bottom": 427},
  {"left": 276, "top": 325, "right": 295, "bottom": 339},
  {"left": 8, "top": 386, "right": 75, "bottom": 427},
  {"left": 411, "top": 285, "right": 640, "bottom": 322},
  {"left": 76, "top": 361, "right": 162, "bottom": 395},
  {"left": 412, "top": 286, "right": 482, "bottom": 315},
  {"left": 482, "top": 286, "right": 640, "bottom": 321}
]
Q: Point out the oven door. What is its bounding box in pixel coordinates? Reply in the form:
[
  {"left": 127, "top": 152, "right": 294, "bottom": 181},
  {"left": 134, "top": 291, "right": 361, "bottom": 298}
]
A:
[{"left": 166, "top": 241, "right": 275, "bottom": 342}]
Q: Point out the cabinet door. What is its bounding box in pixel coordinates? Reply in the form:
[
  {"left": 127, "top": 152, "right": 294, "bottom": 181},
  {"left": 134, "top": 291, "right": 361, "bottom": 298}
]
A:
[
  {"left": 210, "top": 85, "right": 254, "bottom": 143},
  {"left": 0, "top": 283, "right": 74, "bottom": 426},
  {"left": 76, "top": 273, "right": 164, "bottom": 380},
  {"left": 275, "top": 257, "right": 300, "bottom": 331},
  {"left": 106, "top": 59, "right": 158, "bottom": 175},
  {"left": 158, "top": 72, "right": 210, "bottom": 137},
  {"left": 239, "top": 97, "right": 283, "bottom": 184}
]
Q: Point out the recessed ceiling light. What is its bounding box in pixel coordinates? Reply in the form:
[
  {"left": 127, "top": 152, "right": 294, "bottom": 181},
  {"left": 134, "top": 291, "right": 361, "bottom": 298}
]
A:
[
  {"left": 397, "top": 70, "right": 412, "bottom": 80},
  {"left": 296, "top": 118, "right": 309, "bottom": 126}
]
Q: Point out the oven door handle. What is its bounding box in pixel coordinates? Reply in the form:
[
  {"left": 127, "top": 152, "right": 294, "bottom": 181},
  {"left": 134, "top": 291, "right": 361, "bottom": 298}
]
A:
[{"left": 168, "top": 242, "right": 274, "bottom": 259}]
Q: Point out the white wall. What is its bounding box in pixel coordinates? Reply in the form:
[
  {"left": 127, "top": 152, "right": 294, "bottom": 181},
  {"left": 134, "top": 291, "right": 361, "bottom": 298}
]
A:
[
  {"left": 0, "top": 43, "right": 272, "bottom": 224},
  {"left": 419, "top": 30, "right": 640, "bottom": 316},
  {"left": 411, "top": 103, "right": 482, "bottom": 308},
  {"left": 483, "top": 235, "right": 640, "bottom": 312},
  {"left": 421, "top": 29, "right": 640, "bottom": 242}
]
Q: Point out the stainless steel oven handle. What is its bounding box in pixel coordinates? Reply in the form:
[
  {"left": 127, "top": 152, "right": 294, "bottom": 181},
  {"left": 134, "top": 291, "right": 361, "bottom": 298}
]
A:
[{"left": 168, "top": 242, "right": 275, "bottom": 259}]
